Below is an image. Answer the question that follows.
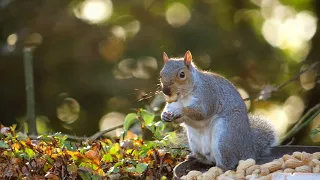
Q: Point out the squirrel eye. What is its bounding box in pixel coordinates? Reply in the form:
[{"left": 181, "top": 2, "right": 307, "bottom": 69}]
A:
[{"left": 179, "top": 71, "right": 185, "bottom": 79}]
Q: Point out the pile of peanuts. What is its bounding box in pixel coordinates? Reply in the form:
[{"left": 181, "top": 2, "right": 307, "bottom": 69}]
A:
[{"left": 181, "top": 151, "right": 320, "bottom": 180}]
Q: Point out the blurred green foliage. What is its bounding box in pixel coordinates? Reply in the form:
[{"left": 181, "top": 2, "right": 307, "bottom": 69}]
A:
[{"left": 0, "top": 0, "right": 319, "bottom": 144}]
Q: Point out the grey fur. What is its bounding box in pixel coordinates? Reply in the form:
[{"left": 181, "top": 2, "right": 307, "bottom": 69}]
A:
[{"left": 160, "top": 56, "right": 277, "bottom": 170}]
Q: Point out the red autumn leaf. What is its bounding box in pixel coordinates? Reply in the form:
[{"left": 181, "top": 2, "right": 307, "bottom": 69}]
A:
[
  {"left": 11, "top": 157, "right": 20, "bottom": 164},
  {"left": 25, "top": 137, "right": 33, "bottom": 148},
  {"left": 85, "top": 150, "right": 101, "bottom": 165}
]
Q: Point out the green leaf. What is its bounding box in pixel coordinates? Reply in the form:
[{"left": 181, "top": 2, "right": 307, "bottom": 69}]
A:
[
  {"left": 79, "top": 162, "right": 98, "bottom": 170},
  {"left": 0, "top": 141, "right": 9, "bottom": 149},
  {"left": 125, "top": 166, "right": 136, "bottom": 173},
  {"left": 155, "top": 121, "right": 165, "bottom": 131},
  {"left": 114, "top": 161, "right": 123, "bottom": 168},
  {"left": 147, "top": 123, "right": 156, "bottom": 134},
  {"left": 78, "top": 170, "right": 91, "bottom": 180},
  {"left": 109, "top": 143, "right": 120, "bottom": 155},
  {"left": 16, "top": 132, "right": 28, "bottom": 141},
  {"left": 154, "top": 121, "right": 166, "bottom": 139},
  {"left": 107, "top": 167, "right": 120, "bottom": 174},
  {"left": 139, "top": 141, "right": 155, "bottom": 156},
  {"left": 43, "top": 163, "right": 52, "bottom": 172},
  {"left": 124, "top": 158, "right": 137, "bottom": 165},
  {"left": 25, "top": 148, "right": 36, "bottom": 158},
  {"left": 67, "top": 163, "right": 78, "bottom": 174},
  {"left": 39, "top": 134, "right": 51, "bottom": 143},
  {"left": 63, "top": 142, "right": 77, "bottom": 151},
  {"left": 10, "top": 124, "right": 17, "bottom": 132},
  {"left": 91, "top": 175, "right": 101, "bottom": 180},
  {"left": 19, "top": 152, "right": 28, "bottom": 159},
  {"left": 136, "top": 163, "right": 148, "bottom": 174},
  {"left": 124, "top": 113, "right": 137, "bottom": 131},
  {"left": 102, "top": 154, "right": 113, "bottom": 163},
  {"left": 44, "top": 154, "right": 54, "bottom": 164},
  {"left": 141, "top": 110, "right": 155, "bottom": 126}
]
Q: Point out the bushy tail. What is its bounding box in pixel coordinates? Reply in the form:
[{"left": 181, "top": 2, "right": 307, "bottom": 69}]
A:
[{"left": 249, "top": 115, "right": 278, "bottom": 157}]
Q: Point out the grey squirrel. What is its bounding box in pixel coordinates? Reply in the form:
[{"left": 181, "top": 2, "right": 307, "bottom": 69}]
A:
[{"left": 160, "top": 50, "right": 277, "bottom": 170}]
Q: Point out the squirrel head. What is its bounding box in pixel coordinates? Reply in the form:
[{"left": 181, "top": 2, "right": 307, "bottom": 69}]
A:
[{"left": 160, "top": 50, "right": 195, "bottom": 102}]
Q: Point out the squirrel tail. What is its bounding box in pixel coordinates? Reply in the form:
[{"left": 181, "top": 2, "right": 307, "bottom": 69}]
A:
[{"left": 249, "top": 114, "right": 278, "bottom": 157}]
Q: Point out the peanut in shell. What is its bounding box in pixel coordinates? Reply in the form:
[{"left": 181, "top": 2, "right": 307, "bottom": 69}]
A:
[
  {"left": 313, "top": 152, "right": 320, "bottom": 160},
  {"left": 260, "top": 166, "right": 269, "bottom": 176},
  {"left": 295, "top": 165, "right": 312, "bottom": 173},
  {"left": 236, "top": 169, "right": 245, "bottom": 180},
  {"left": 237, "top": 159, "right": 255, "bottom": 171},
  {"left": 283, "top": 168, "right": 295, "bottom": 173},
  {"left": 282, "top": 154, "right": 297, "bottom": 161},
  {"left": 292, "top": 152, "right": 302, "bottom": 160},
  {"left": 261, "top": 160, "right": 282, "bottom": 173},
  {"left": 313, "top": 165, "right": 320, "bottom": 173},
  {"left": 245, "top": 165, "right": 260, "bottom": 176},
  {"left": 284, "top": 159, "right": 304, "bottom": 168},
  {"left": 312, "top": 159, "right": 320, "bottom": 166},
  {"left": 185, "top": 170, "right": 202, "bottom": 180}
]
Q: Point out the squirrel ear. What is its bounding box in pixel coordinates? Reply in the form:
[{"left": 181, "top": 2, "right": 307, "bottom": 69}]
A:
[
  {"left": 163, "top": 52, "right": 168, "bottom": 64},
  {"left": 184, "top": 50, "right": 192, "bottom": 66}
]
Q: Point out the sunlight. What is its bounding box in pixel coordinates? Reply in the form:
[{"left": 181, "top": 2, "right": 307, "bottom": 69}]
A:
[
  {"left": 56, "top": 97, "right": 80, "bottom": 124},
  {"left": 255, "top": 105, "right": 289, "bottom": 137},
  {"left": 7, "top": 33, "right": 17, "bottom": 45},
  {"left": 197, "top": 53, "right": 211, "bottom": 69},
  {"left": 111, "top": 26, "right": 126, "bottom": 40},
  {"left": 132, "top": 57, "right": 158, "bottom": 79},
  {"left": 99, "top": 112, "right": 125, "bottom": 137},
  {"left": 74, "top": 0, "right": 113, "bottom": 24},
  {"left": 300, "top": 64, "right": 317, "bottom": 90},
  {"left": 107, "top": 97, "right": 130, "bottom": 111},
  {"left": 124, "top": 20, "right": 140, "bottom": 38},
  {"left": 113, "top": 58, "right": 134, "bottom": 79},
  {"left": 99, "top": 36, "right": 125, "bottom": 62},
  {"left": 283, "top": 95, "right": 305, "bottom": 125},
  {"left": 260, "top": 0, "right": 317, "bottom": 62},
  {"left": 166, "top": 2, "right": 191, "bottom": 28}
]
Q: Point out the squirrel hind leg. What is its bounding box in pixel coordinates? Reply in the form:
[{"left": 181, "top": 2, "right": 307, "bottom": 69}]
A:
[
  {"left": 186, "top": 153, "right": 215, "bottom": 166},
  {"left": 215, "top": 150, "right": 239, "bottom": 171},
  {"left": 213, "top": 142, "right": 240, "bottom": 171}
]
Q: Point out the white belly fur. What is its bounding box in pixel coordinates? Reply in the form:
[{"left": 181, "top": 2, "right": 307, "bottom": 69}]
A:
[
  {"left": 185, "top": 117, "right": 225, "bottom": 164},
  {"left": 164, "top": 94, "right": 225, "bottom": 163}
]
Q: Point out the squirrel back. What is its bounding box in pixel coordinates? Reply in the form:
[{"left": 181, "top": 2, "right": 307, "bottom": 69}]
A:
[{"left": 160, "top": 51, "right": 277, "bottom": 170}]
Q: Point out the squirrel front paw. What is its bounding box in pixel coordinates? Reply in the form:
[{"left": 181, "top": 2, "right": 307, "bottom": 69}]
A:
[
  {"left": 161, "top": 111, "right": 181, "bottom": 122},
  {"left": 162, "top": 101, "right": 183, "bottom": 122}
]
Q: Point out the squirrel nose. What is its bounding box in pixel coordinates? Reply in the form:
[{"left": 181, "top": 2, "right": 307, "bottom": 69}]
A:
[{"left": 162, "top": 86, "right": 171, "bottom": 96}]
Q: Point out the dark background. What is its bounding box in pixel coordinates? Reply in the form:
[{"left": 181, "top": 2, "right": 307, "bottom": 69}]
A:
[{"left": 0, "top": 0, "right": 319, "bottom": 144}]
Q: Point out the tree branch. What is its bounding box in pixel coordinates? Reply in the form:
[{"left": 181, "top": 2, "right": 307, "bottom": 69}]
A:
[
  {"left": 280, "top": 103, "right": 320, "bottom": 144},
  {"left": 89, "top": 124, "right": 123, "bottom": 141},
  {"left": 243, "top": 62, "right": 319, "bottom": 101},
  {"left": 29, "top": 124, "right": 124, "bottom": 141}
]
